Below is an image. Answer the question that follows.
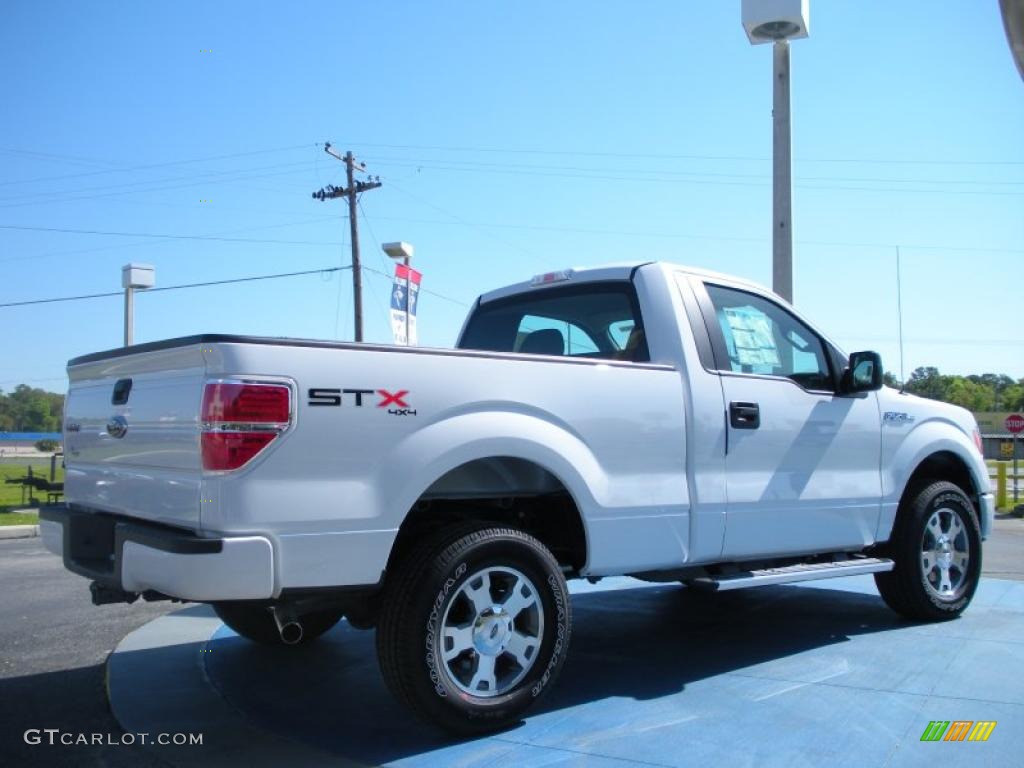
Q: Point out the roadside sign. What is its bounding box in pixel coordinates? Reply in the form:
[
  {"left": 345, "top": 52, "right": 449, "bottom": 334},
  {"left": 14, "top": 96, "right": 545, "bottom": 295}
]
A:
[
  {"left": 1002, "top": 442, "right": 1015, "bottom": 458},
  {"left": 390, "top": 264, "right": 422, "bottom": 346}
]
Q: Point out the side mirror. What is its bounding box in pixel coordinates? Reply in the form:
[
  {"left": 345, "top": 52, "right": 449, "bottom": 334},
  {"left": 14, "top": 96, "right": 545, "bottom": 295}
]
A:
[{"left": 842, "top": 351, "right": 883, "bottom": 394}]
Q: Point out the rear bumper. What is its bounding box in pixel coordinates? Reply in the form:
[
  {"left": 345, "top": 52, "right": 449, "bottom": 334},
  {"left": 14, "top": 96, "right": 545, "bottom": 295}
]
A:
[{"left": 39, "top": 505, "right": 274, "bottom": 601}]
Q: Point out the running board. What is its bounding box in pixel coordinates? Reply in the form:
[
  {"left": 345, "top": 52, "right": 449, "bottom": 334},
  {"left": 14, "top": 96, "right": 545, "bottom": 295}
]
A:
[{"left": 687, "top": 557, "right": 894, "bottom": 592}]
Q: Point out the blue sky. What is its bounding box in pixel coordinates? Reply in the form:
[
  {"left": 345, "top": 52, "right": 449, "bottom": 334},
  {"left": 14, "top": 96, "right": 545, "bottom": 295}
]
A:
[{"left": 1, "top": 0, "right": 1022, "bottom": 392}]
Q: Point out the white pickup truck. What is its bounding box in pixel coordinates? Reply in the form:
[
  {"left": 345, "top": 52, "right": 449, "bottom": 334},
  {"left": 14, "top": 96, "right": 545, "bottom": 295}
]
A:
[{"left": 41, "top": 261, "right": 993, "bottom": 733}]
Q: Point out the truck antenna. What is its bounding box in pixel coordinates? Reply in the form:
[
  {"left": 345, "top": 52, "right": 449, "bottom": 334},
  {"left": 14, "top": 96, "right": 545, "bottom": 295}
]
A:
[{"left": 896, "top": 245, "right": 906, "bottom": 393}]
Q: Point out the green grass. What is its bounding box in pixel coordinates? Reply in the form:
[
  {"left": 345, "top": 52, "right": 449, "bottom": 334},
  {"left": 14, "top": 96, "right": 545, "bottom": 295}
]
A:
[
  {"left": 0, "top": 461, "right": 64, "bottom": 512},
  {"left": 0, "top": 510, "right": 39, "bottom": 526}
]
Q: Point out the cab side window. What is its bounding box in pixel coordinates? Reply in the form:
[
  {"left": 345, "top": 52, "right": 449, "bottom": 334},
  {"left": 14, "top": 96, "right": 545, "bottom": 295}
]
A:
[{"left": 705, "top": 284, "right": 833, "bottom": 391}]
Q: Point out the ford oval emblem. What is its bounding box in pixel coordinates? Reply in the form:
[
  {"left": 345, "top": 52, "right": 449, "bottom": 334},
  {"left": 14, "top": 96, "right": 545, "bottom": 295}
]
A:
[{"left": 106, "top": 415, "right": 128, "bottom": 439}]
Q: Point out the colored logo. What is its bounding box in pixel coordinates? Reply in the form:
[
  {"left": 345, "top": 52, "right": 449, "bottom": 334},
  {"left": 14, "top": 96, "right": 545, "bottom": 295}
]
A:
[{"left": 920, "top": 721, "right": 996, "bottom": 742}]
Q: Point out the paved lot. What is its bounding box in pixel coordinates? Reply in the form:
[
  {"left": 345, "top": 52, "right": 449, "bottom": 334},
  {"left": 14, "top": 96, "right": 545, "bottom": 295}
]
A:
[
  {"left": 1, "top": 517, "right": 1022, "bottom": 767},
  {"left": 984, "top": 516, "right": 1024, "bottom": 580},
  {"left": 0, "top": 538, "right": 174, "bottom": 767}
]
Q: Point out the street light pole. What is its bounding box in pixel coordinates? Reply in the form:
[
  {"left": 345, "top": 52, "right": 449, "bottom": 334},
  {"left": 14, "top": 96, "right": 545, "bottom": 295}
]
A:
[
  {"left": 124, "top": 284, "right": 134, "bottom": 347},
  {"left": 122, "top": 263, "right": 155, "bottom": 347},
  {"left": 742, "top": 0, "right": 809, "bottom": 305},
  {"left": 772, "top": 40, "right": 793, "bottom": 304}
]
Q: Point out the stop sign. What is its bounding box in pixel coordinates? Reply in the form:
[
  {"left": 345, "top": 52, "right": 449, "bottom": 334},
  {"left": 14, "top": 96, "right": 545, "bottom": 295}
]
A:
[{"left": 1006, "top": 414, "right": 1024, "bottom": 434}]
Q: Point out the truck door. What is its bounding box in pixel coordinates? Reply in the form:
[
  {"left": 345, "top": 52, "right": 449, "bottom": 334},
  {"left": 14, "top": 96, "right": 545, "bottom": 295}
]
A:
[{"left": 694, "top": 280, "right": 882, "bottom": 559}]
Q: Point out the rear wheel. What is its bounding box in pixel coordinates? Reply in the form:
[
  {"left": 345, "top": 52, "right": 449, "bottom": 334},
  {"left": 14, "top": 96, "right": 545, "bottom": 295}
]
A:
[
  {"left": 376, "top": 524, "right": 571, "bottom": 734},
  {"left": 213, "top": 602, "right": 343, "bottom": 646},
  {"left": 874, "top": 481, "right": 982, "bottom": 621}
]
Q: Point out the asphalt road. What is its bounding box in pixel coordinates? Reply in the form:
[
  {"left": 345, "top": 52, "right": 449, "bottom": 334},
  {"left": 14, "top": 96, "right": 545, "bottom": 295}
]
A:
[
  {"left": 0, "top": 537, "right": 175, "bottom": 767},
  {"left": 1, "top": 516, "right": 1021, "bottom": 766}
]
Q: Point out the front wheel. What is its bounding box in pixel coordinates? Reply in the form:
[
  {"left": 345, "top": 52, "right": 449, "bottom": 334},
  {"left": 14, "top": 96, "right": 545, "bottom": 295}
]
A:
[
  {"left": 376, "top": 525, "right": 571, "bottom": 734},
  {"left": 875, "top": 481, "right": 982, "bottom": 621}
]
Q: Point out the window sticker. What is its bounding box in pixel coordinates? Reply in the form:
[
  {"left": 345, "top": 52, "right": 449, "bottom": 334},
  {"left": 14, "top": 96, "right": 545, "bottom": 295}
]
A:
[{"left": 723, "top": 307, "right": 780, "bottom": 368}]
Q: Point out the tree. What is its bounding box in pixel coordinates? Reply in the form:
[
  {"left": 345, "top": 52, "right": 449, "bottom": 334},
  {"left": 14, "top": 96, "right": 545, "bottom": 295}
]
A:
[
  {"left": 0, "top": 385, "right": 64, "bottom": 432},
  {"left": 1004, "top": 382, "right": 1024, "bottom": 411},
  {"left": 944, "top": 377, "right": 995, "bottom": 412},
  {"left": 0, "top": 389, "right": 13, "bottom": 432},
  {"left": 35, "top": 439, "right": 59, "bottom": 453},
  {"left": 905, "top": 367, "right": 948, "bottom": 401}
]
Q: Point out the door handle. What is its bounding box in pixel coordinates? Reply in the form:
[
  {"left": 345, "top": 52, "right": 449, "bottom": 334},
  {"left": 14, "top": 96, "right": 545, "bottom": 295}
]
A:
[{"left": 729, "top": 401, "right": 760, "bottom": 430}]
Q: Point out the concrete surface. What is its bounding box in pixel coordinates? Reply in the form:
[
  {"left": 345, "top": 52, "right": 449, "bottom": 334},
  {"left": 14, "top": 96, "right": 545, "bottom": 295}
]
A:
[
  {"left": 0, "top": 524, "right": 39, "bottom": 539},
  {"left": 107, "top": 575, "right": 1024, "bottom": 768}
]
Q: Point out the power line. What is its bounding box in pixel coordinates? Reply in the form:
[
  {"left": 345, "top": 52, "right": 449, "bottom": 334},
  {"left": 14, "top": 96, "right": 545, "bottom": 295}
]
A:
[
  {"left": 339, "top": 140, "right": 1024, "bottom": 167},
  {"left": 361, "top": 264, "right": 470, "bottom": 307},
  {"left": 0, "top": 160, "right": 322, "bottom": 209},
  {"left": 369, "top": 160, "right": 1024, "bottom": 197},
  {"left": 3, "top": 213, "right": 1021, "bottom": 259},
  {"left": 385, "top": 181, "right": 554, "bottom": 270},
  {"left": 0, "top": 147, "right": 121, "bottom": 169},
  {"left": 349, "top": 207, "right": 1024, "bottom": 255},
  {"left": 0, "top": 267, "right": 349, "bottom": 309},
  {"left": 0, "top": 261, "right": 468, "bottom": 311},
  {"left": 0, "top": 163, "right": 325, "bottom": 212},
  {"left": 355, "top": 199, "right": 394, "bottom": 334},
  {"left": 0, "top": 143, "right": 315, "bottom": 187},
  {"left": 0, "top": 215, "right": 342, "bottom": 266},
  {"left": 0, "top": 224, "right": 341, "bottom": 247},
  {"left": 359, "top": 154, "right": 1024, "bottom": 187}
]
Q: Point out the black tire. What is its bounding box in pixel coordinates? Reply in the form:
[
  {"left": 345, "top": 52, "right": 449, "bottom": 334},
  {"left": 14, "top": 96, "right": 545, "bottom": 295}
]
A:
[
  {"left": 213, "top": 602, "right": 343, "bottom": 646},
  {"left": 874, "top": 481, "right": 982, "bottom": 621},
  {"left": 376, "top": 524, "right": 571, "bottom": 735}
]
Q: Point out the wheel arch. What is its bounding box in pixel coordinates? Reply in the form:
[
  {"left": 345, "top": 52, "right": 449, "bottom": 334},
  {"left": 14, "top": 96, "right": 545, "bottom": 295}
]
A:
[
  {"left": 878, "top": 420, "right": 989, "bottom": 542},
  {"left": 903, "top": 450, "right": 980, "bottom": 502},
  {"left": 385, "top": 455, "right": 589, "bottom": 580},
  {"left": 375, "top": 412, "right": 603, "bottom": 579}
]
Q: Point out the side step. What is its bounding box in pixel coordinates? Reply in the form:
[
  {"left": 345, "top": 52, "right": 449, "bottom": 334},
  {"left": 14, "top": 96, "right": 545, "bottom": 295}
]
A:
[{"left": 687, "top": 557, "right": 894, "bottom": 592}]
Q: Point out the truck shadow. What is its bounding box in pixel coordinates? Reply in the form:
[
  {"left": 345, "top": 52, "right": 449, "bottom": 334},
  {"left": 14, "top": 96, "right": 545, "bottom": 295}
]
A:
[{"left": 202, "top": 580, "right": 917, "bottom": 763}]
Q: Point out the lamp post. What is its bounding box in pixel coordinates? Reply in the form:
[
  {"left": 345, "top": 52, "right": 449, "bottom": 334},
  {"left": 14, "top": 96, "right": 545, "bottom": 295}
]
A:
[
  {"left": 382, "top": 241, "right": 415, "bottom": 345},
  {"left": 742, "top": 0, "right": 810, "bottom": 304},
  {"left": 121, "top": 263, "right": 155, "bottom": 347}
]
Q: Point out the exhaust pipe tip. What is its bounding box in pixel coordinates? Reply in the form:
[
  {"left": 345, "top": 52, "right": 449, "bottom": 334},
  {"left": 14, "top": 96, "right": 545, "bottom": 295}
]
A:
[
  {"left": 271, "top": 606, "right": 304, "bottom": 645},
  {"left": 278, "top": 620, "right": 303, "bottom": 645}
]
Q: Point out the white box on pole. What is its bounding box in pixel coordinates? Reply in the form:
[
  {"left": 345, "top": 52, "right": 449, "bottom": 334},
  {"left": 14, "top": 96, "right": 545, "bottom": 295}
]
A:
[{"left": 741, "top": 0, "right": 810, "bottom": 44}]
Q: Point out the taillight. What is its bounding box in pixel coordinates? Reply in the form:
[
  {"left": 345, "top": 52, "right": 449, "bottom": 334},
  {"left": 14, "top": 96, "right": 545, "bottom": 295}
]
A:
[{"left": 201, "top": 381, "right": 291, "bottom": 471}]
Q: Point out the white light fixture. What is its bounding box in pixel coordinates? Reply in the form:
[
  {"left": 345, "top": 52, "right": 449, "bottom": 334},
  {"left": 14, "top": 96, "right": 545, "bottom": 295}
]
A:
[
  {"left": 742, "top": 0, "right": 809, "bottom": 44},
  {"left": 382, "top": 241, "right": 414, "bottom": 264}
]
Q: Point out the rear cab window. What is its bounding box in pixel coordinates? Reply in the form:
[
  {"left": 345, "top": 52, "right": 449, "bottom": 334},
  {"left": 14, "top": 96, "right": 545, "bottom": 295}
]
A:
[{"left": 458, "top": 282, "right": 649, "bottom": 362}]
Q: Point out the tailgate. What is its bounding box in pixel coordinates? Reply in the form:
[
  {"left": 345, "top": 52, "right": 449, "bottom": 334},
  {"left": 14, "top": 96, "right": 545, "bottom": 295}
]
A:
[{"left": 63, "top": 344, "right": 207, "bottom": 528}]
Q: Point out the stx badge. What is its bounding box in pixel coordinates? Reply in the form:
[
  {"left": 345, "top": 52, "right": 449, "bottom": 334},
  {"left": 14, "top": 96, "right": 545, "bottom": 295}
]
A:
[{"left": 308, "top": 388, "right": 417, "bottom": 416}]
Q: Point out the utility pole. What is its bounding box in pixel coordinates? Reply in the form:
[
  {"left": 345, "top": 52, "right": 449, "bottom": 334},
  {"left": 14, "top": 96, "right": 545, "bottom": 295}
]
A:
[{"left": 312, "top": 143, "right": 382, "bottom": 342}]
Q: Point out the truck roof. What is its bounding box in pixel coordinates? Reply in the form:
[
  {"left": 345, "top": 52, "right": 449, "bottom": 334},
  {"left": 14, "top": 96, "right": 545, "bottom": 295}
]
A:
[{"left": 478, "top": 261, "right": 771, "bottom": 304}]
